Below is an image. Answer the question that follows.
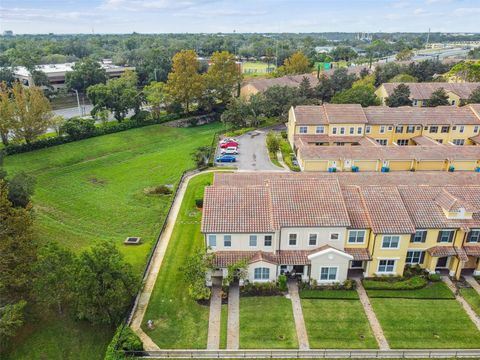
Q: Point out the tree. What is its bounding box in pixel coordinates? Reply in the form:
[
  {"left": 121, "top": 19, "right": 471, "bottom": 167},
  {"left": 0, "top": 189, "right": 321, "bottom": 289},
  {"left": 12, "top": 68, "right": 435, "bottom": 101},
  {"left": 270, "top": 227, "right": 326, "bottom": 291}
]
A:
[
  {"left": 467, "top": 86, "right": 480, "bottom": 104},
  {"left": 181, "top": 249, "right": 215, "bottom": 300},
  {"left": 166, "top": 50, "right": 204, "bottom": 113},
  {"left": 74, "top": 241, "right": 138, "bottom": 325},
  {"left": 314, "top": 75, "right": 335, "bottom": 103},
  {"left": 88, "top": 70, "right": 142, "bottom": 122},
  {"left": 204, "top": 51, "right": 242, "bottom": 105},
  {"left": 0, "top": 67, "right": 15, "bottom": 87},
  {"left": 191, "top": 146, "right": 211, "bottom": 168},
  {"left": 426, "top": 88, "right": 450, "bottom": 107},
  {"left": 0, "top": 300, "right": 26, "bottom": 345},
  {"left": 330, "top": 46, "right": 357, "bottom": 61},
  {"left": 266, "top": 131, "right": 280, "bottom": 154},
  {"left": 65, "top": 58, "right": 108, "bottom": 93},
  {"left": 277, "top": 51, "right": 311, "bottom": 75},
  {"left": 224, "top": 259, "right": 248, "bottom": 286},
  {"left": 385, "top": 84, "right": 413, "bottom": 107},
  {"left": 50, "top": 115, "right": 65, "bottom": 136},
  {"left": 143, "top": 81, "right": 168, "bottom": 118},
  {"left": 7, "top": 172, "right": 35, "bottom": 208},
  {"left": 0, "top": 82, "right": 13, "bottom": 146},
  {"left": 61, "top": 117, "right": 96, "bottom": 140},
  {"left": 447, "top": 61, "right": 480, "bottom": 82},
  {"left": 389, "top": 73, "right": 418, "bottom": 83},
  {"left": 298, "top": 76, "right": 314, "bottom": 98},
  {"left": 332, "top": 85, "right": 381, "bottom": 107},
  {"left": 396, "top": 49, "right": 414, "bottom": 61},
  {"left": 33, "top": 243, "right": 76, "bottom": 314},
  {"left": 221, "top": 97, "right": 258, "bottom": 129},
  {"left": 8, "top": 82, "right": 53, "bottom": 144},
  {"left": 330, "top": 68, "right": 357, "bottom": 93}
]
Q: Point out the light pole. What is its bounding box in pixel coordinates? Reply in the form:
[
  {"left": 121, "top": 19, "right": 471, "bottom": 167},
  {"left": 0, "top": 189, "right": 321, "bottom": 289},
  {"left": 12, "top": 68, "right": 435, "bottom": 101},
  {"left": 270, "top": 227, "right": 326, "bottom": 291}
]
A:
[{"left": 73, "top": 89, "right": 82, "bottom": 117}]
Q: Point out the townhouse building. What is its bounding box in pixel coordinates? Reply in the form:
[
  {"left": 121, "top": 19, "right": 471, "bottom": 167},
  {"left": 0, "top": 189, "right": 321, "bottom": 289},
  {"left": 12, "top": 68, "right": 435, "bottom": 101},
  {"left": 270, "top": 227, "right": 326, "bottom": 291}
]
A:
[
  {"left": 201, "top": 172, "right": 480, "bottom": 284},
  {"left": 287, "top": 104, "right": 480, "bottom": 172},
  {"left": 375, "top": 82, "right": 480, "bottom": 107}
]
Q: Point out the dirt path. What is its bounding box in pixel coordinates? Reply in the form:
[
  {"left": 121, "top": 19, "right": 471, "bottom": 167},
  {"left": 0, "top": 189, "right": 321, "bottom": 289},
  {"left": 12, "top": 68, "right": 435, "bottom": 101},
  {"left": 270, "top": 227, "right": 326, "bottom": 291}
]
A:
[
  {"left": 441, "top": 276, "right": 480, "bottom": 330},
  {"left": 287, "top": 280, "right": 309, "bottom": 350},
  {"left": 227, "top": 282, "right": 240, "bottom": 349},
  {"left": 355, "top": 279, "right": 390, "bottom": 350}
]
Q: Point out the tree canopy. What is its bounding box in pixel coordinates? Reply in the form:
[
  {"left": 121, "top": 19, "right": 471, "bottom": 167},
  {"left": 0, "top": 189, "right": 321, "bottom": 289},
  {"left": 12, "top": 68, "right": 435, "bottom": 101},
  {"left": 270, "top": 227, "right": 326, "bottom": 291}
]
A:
[
  {"left": 65, "top": 58, "right": 108, "bottom": 93},
  {"left": 385, "top": 84, "right": 413, "bottom": 107},
  {"left": 425, "top": 88, "right": 450, "bottom": 107}
]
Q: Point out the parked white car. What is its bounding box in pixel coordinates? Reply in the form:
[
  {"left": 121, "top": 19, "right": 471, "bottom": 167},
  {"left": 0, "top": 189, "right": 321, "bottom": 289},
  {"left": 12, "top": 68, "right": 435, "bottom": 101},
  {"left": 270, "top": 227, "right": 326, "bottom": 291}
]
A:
[{"left": 221, "top": 146, "right": 238, "bottom": 155}]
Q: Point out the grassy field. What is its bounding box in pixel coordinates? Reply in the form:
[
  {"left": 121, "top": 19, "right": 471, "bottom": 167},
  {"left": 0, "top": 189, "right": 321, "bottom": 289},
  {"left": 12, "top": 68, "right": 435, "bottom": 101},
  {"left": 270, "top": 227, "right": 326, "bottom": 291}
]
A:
[
  {"left": 367, "top": 282, "right": 454, "bottom": 299},
  {"left": 3, "top": 123, "right": 221, "bottom": 359},
  {"left": 371, "top": 297, "right": 480, "bottom": 348},
  {"left": 300, "top": 289, "right": 359, "bottom": 299},
  {"left": 302, "top": 299, "right": 377, "bottom": 349},
  {"left": 460, "top": 288, "right": 480, "bottom": 316},
  {"left": 239, "top": 296, "right": 298, "bottom": 349},
  {"left": 142, "top": 173, "right": 214, "bottom": 348},
  {"left": 220, "top": 304, "right": 228, "bottom": 349},
  {"left": 241, "top": 61, "right": 276, "bottom": 76}
]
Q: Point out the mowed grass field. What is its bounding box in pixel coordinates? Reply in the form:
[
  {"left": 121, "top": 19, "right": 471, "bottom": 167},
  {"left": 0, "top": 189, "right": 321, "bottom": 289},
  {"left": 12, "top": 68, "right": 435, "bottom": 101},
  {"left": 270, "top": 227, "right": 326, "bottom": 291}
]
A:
[{"left": 3, "top": 122, "right": 221, "bottom": 360}]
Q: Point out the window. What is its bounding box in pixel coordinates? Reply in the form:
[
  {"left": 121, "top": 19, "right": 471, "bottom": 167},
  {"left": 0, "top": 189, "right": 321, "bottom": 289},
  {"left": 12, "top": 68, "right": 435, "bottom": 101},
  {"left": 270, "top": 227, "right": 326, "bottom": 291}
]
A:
[
  {"left": 264, "top": 235, "right": 272, "bottom": 246},
  {"left": 451, "top": 100, "right": 456, "bottom": 106},
  {"left": 436, "top": 139, "right": 443, "bottom": 144},
  {"left": 299, "top": 126, "right": 308, "bottom": 134},
  {"left": 441, "top": 126, "right": 450, "bottom": 133},
  {"left": 437, "top": 230, "right": 455, "bottom": 243},
  {"left": 397, "top": 139, "right": 409, "bottom": 146},
  {"left": 316, "top": 126, "right": 325, "bottom": 134},
  {"left": 388, "top": 126, "right": 393, "bottom": 131},
  {"left": 309, "top": 234, "right": 317, "bottom": 246},
  {"left": 376, "top": 139, "right": 387, "bottom": 146},
  {"left": 416, "top": 126, "right": 421, "bottom": 131},
  {"left": 349, "top": 127, "right": 354, "bottom": 135},
  {"left": 340, "top": 127, "right": 345, "bottom": 135},
  {"left": 208, "top": 235, "right": 217, "bottom": 247},
  {"left": 224, "top": 235, "right": 232, "bottom": 247},
  {"left": 357, "top": 127, "right": 363, "bottom": 134},
  {"left": 254, "top": 267, "right": 270, "bottom": 280},
  {"left": 413, "top": 100, "right": 418, "bottom": 106},
  {"left": 365, "top": 125, "right": 371, "bottom": 134},
  {"left": 348, "top": 230, "right": 366, "bottom": 243},
  {"left": 474, "top": 126, "right": 479, "bottom": 133},
  {"left": 395, "top": 126, "right": 403, "bottom": 133},
  {"left": 332, "top": 127, "right": 337, "bottom": 135},
  {"left": 320, "top": 267, "right": 337, "bottom": 281},
  {"left": 289, "top": 233, "right": 297, "bottom": 246},
  {"left": 378, "top": 259, "right": 396, "bottom": 273},
  {"left": 249, "top": 235, "right": 257, "bottom": 247},
  {"left": 330, "top": 233, "right": 339, "bottom": 241},
  {"left": 411, "top": 230, "right": 427, "bottom": 243},
  {"left": 335, "top": 142, "right": 345, "bottom": 146},
  {"left": 407, "top": 125, "right": 415, "bottom": 133},
  {"left": 429, "top": 126, "right": 438, "bottom": 133},
  {"left": 467, "top": 230, "right": 480, "bottom": 243},
  {"left": 452, "top": 139, "right": 465, "bottom": 146},
  {"left": 380, "top": 126, "right": 385, "bottom": 134},
  {"left": 382, "top": 235, "right": 400, "bottom": 249},
  {"left": 351, "top": 260, "right": 364, "bottom": 268},
  {"left": 452, "top": 126, "right": 457, "bottom": 131},
  {"left": 406, "top": 250, "right": 425, "bottom": 265},
  {"left": 459, "top": 125, "right": 464, "bottom": 133}
]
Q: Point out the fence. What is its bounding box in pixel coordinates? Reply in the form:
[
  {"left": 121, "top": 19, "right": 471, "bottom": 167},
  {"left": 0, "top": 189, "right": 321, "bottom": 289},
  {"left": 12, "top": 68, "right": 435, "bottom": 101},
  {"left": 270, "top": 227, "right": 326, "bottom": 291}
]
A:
[{"left": 125, "top": 349, "right": 480, "bottom": 359}]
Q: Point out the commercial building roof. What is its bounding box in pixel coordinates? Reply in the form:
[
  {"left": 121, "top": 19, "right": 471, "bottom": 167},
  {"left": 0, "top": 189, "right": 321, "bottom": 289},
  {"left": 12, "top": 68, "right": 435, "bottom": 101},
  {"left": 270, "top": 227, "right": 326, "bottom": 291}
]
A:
[{"left": 13, "top": 62, "right": 134, "bottom": 77}]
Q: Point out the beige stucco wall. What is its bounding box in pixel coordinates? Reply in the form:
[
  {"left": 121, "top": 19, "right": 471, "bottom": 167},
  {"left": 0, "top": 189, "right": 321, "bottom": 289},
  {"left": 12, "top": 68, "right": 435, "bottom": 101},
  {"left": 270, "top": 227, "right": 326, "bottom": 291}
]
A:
[
  {"left": 247, "top": 260, "right": 277, "bottom": 282},
  {"left": 279, "top": 227, "right": 346, "bottom": 251},
  {"left": 309, "top": 249, "right": 352, "bottom": 283},
  {"left": 205, "top": 233, "right": 277, "bottom": 252}
]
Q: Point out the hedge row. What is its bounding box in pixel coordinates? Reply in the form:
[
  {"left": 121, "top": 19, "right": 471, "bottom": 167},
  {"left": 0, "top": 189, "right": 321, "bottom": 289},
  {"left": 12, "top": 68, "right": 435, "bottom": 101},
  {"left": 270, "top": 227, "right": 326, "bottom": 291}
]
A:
[
  {"left": 363, "top": 275, "right": 427, "bottom": 290},
  {"left": 4, "top": 110, "right": 218, "bottom": 156}
]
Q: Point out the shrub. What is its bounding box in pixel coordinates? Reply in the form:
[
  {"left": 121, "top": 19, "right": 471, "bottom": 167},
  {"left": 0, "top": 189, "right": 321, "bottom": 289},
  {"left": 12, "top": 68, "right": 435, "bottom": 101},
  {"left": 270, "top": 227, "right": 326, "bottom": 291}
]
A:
[
  {"left": 195, "top": 199, "right": 204, "bottom": 208},
  {"left": 363, "top": 275, "right": 427, "bottom": 290},
  {"left": 277, "top": 275, "right": 287, "bottom": 291},
  {"left": 343, "top": 279, "right": 354, "bottom": 290},
  {"left": 145, "top": 185, "right": 172, "bottom": 195},
  {"left": 104, "top": 325, "right": 143, "bottom": 360},
  {"left": 241, "top": 282, "right": 283, "bottom": 296},
  {"left": 429, "top": 273, "right": 441, "bottom": 282},
  {"left": 280, "top": 130, "right": 287, "bottom": 139},
  {"left": 60, "top": 117, "right": 96, "bottom": 140},
  {"left": 265, "top": 131, "right": 280, "bottom": 153}
]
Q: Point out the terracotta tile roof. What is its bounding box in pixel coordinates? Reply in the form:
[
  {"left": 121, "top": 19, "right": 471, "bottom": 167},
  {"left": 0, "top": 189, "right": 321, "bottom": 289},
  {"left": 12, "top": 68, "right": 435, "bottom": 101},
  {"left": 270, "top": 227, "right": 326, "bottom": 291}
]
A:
[
  {"left": 455, "top": 246, "right": 469, "bottom": 262},
  {"left": 344, "top": 247, "right": 372, "bottom": 260},
  {"left": 427, "top": 246, "right": 458, "bottom": 257},
  {"left": 470, "top": 134, "right": 480, "bottom": 145},
  {"left": 212, "top": 251, "right": 277, "bottom": 267},
  {"left": 435, "top": 189, "right": 479, "bottom": 213},
  {"left": 464, "top": 245, "right": 480, "bottom": 257},
  {"left": 245, "top": 73, "right": 319, "bottom": 93},
  {"left": 360, "top": 186, "right": 416, "bottom": 234},
  {"left": 294, "top": 105, "right": 328, "bottom": 125},
  {"left": 294, "top": 134, "right": 364, "bottom": 146},
  {"left": 323, "top": 103, "right": 368, "bottom": 124},
  {"left": 412, "top": 136, "right": 443, "bottom": 146},
  {"left": 276, "top": 250, "right": 310, "bottom": 265},
  {"left": 342, "top": 186, "right": 371, "bottom": 229},
  {"left": 380, "top": 82, "right": 480, "bottom": 100}
]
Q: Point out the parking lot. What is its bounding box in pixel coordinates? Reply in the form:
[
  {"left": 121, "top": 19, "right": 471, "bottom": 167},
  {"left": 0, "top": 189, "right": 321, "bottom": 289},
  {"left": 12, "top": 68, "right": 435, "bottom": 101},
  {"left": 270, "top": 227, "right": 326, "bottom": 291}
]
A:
[{"left": 216, "top": 130, "right": 286, "bottom": 171}]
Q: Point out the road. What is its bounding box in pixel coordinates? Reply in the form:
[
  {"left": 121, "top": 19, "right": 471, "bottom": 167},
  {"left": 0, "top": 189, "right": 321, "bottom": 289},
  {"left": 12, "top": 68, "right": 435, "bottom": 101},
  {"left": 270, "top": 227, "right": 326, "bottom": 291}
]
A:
[{"left": 53, "top": 105, "right": 134, "bottom": 120}]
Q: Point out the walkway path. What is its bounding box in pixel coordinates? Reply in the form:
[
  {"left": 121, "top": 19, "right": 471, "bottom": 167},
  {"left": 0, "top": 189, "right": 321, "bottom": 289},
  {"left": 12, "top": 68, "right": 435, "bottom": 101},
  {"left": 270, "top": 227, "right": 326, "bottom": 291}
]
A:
[
  {"left": 207, "top": 278, "right": 223, "bottom": 350},
  {"left": 276, "top": 150, "right": 290, "bottom": 171},
  {"left": 465, "top": 275, "right": 480, "bottom": 296},
  {"left": 441, "top": 276, "right": 480, "bottom": 330},
  {"left": 354, "top": 279, "right": 390, "bottom": 350},
  {"left": 227, "top": 282, "right": 240, "bottom": 349},
  {"left": 287, "top": 280, "right": 310, "bottom": 350}
]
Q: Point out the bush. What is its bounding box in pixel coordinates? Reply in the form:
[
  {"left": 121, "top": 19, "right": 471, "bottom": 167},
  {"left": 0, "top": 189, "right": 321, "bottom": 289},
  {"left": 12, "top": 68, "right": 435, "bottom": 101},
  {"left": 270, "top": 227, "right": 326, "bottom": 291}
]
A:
[
  {"left": 60, "top": 117, "right": 96, "bottom": 140},
  {"left": 363, "top": 275, "right": 427, "bottom": 290},
  {"left": 280, "top": 130, "right": 287, "bottom": 139},
  {"left": 277, "top": 275, "right": 287, "bottom": 291},
  {"left": 144, "top": 185, "right": 172, "bottom": 195},
  {"left": 104, "top": 325, "right": 143, "bottom": 360},
  {"left": 343, "top": 279, "right": 354, "bottom": 290},
  {"left": 429, "top": 273, "right": 441, "bottom": 282},
  {"left": 265, "top": 131, "right": 280, "bottom": 153},
  {"left": 195, "top": 199, "right": 204, "bottom": 208},
  {"left": 241, "top": 282, "right": 283, "bottom": 296}
]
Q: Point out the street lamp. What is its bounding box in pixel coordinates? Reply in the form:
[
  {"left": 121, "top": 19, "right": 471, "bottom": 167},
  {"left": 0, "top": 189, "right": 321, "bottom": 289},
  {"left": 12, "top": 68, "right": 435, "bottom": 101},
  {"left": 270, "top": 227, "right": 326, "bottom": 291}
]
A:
[{"left": 73, "top": 89, "right": 82, "bottom": 116}]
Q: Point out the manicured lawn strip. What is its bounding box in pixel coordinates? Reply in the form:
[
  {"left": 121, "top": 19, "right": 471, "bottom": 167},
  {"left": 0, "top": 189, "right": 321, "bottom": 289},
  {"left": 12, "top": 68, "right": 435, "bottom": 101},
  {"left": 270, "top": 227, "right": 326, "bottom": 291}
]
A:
[
  {"left": 367, "top": 282, "right": 454, "bottom": 299},
  {"left": 459, "top": 288, "right": 480, "bottom": 316},
  {"left": 370, "top": 298, "right": 480, "bottom": 348},
  {"left": 299, "top": 289, "right": 359, "bottom": 299},
  {"left": 220, "top": 304, "right": 228, "bottom": 349},
  {"left": 240, "top": 296, "right": 297, "bottom": 349},
  {"left": 302, "top": 299, "right": 377, "bottom": 349},
  {"left": 142, "top": 173, "right": 213, "bottom": 348},
  {"left": 363, "top": 275, "right": 426, "bottom": 290}
]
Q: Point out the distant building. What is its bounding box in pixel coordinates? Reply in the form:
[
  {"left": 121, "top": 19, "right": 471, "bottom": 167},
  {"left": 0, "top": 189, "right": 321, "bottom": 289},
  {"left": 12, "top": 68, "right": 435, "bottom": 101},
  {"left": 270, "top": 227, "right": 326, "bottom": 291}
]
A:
[
  {"left": 13, "top": 61, "right": 135, "bottom": 90},
  {"left": 2, "top": 30, "right": 13, "bottom": 36}
]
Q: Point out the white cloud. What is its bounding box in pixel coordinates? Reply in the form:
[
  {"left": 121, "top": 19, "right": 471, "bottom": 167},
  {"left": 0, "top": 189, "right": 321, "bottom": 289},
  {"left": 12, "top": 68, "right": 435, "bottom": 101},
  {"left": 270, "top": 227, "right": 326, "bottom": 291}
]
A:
[
  {"left": 453, "top": 7, "right": 480, "bottom": 15},
  {"left": 100, "top": 0, "right": 219, "bottom": 11}
]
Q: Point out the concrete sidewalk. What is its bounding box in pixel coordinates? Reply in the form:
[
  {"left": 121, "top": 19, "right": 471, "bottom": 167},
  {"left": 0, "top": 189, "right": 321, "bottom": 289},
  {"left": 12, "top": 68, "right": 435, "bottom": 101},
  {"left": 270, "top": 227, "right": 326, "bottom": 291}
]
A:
[
  {"left": 207, "top": 278, "right": 223, "bottom": 350},
  {"left": 287, "top": 280, "right": 309, "bottom": 350},
  {"left": 227, "top": 282, "right": 240, "bottom": 349}
]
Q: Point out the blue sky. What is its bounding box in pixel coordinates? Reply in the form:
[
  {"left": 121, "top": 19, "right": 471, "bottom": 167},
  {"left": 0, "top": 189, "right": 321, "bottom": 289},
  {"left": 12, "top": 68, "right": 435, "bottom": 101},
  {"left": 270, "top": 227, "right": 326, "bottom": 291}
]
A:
[{"left": 1, "top": 0, "right": 479, "bottom": 34}]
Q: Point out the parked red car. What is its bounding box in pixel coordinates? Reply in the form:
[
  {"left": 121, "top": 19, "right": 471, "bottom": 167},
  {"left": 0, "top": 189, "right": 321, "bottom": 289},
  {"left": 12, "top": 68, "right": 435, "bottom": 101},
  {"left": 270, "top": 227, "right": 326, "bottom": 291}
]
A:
[{"left": 220, "top": 141, "right": 239, "bottom": 148}]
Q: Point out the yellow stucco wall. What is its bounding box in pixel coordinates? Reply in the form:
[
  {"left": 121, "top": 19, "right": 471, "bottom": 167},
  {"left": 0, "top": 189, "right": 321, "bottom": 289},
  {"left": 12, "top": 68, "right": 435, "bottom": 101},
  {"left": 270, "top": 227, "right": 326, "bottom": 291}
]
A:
[
  {"left": 366, "top": 234, "right": 412, "bottom": 277},
  {"left": 389, "top": 160, "right": 414, "bottom": 171},
  {"left": 415, "top": 160, "right": 447, "bottom": 171}
]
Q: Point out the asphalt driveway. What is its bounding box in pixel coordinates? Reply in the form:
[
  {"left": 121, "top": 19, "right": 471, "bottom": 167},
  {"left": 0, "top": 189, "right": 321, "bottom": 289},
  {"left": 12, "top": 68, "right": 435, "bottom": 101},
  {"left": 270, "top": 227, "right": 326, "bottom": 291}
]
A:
[{"left": 217, "top": 129, "right": 286, "bottom": 171}]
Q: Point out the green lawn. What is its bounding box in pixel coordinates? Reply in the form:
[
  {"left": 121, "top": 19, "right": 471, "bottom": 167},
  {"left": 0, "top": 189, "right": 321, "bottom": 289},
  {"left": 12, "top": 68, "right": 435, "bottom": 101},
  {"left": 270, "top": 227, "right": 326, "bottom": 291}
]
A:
[
  {"left": 3, "top": 123, "right": 221, "bottom": 359},
  {"left": 239, "top": 296, "right": 297, "bottom": 349},
  {"left": 371, "top": 297, "right": 480, "bottom": 348},
  {"left": 220, "top": 304, "right": 228, "bottom": 349},
  {"left": 302, "top": 299, "right": 377, "bottom": 349},
  {"left": 300, "top": 289, "right": 359, "bottom": 299},
  {"left": 460, "top": 288, "right": 480, "bottom": 316},
  {"left": 142, "top": 173, "right": 214, "bottom": 348},
  {"left": 367, "top": 282, "right": 454, "bottom": 299}
]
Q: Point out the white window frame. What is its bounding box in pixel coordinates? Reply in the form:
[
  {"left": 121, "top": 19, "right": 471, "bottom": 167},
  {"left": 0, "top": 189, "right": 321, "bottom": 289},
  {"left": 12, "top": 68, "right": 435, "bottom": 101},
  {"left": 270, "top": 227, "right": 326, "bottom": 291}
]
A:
[
  {"left": 468, "top": 230, "right": 480, "bottom": 243},
  {"left": 438, "top": 230, "right": 455, "bottom": 243},
  {"left": 288, "top": 233, "right": 298, "bottom": 247},
  {"left": 357, "top": 127, "right": 363, "bottom": 134},
  {"left": 254, "top": 267, "right": 270, "bottom": 281},
  {"left": 380, "top": 125, "right": 385, "bottom": 134},
  {"left": 332, "top": 127, "right": 337, "bottom": 135},
  {"left": 319, "top": 266, "right": 338, "bottom": 282},
  {"left": 365, "top": 125, "right": 371, "bottom": 134},
  {"left": 308, "top": 233, "right": 318, "bottom": 246},
  {"left": 376, "top": 139, "right": 388, "bottom": 146},
  {"left": 299, "top": 126, "right": 308, "bottom": 134},
  {"left": 407, "top": 125, "right": 415, "bottom": 133},
  {"left": 224, "top": 235, "right": 232, "bottom": 247},
  {"left": 459, "top": 125, "right": 464, "bottom": 133},
  {"left": 474, "top": 126, "right": 479, "bottom": 133},
  {"left": 340, "top": 127, "right": 345, "bottom": 135},
  {"left": 264, "top": 235, "right": 273, "bottom": 247},
  {"left": 397, "top": 139, "right": 409, "bottom": 146},
  {"left": 381, "top": 235, "right": 400, "bottom": 249},
  {"left": 249, "top": 235, "right": 257, "bottom": 247},
  {"left": 348, "top": 230, "right": 366, "bottom": 244},
  {"left": 329, "top": 232, "right": 340, "bottom": 241},
  {"left": 452, "top": 139, "right": 465, "bottom": 146},
  {"left": 411, "top": 230, "right": 427, "bottom": 243},
  {"left": 208, "top": 235, "right": 217, "bottom": 248},
  {"left": 377, "top": 259, "right": 396, "bottom": 274},
  {"left": 315, "top": 126, "right": 325, "bottom": 134},
  {"left": 405, "top": 250, "right": 425, "bottom": 265},
  {"left": 349, "top": 127, "right": 354, "bottom": 135}
]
